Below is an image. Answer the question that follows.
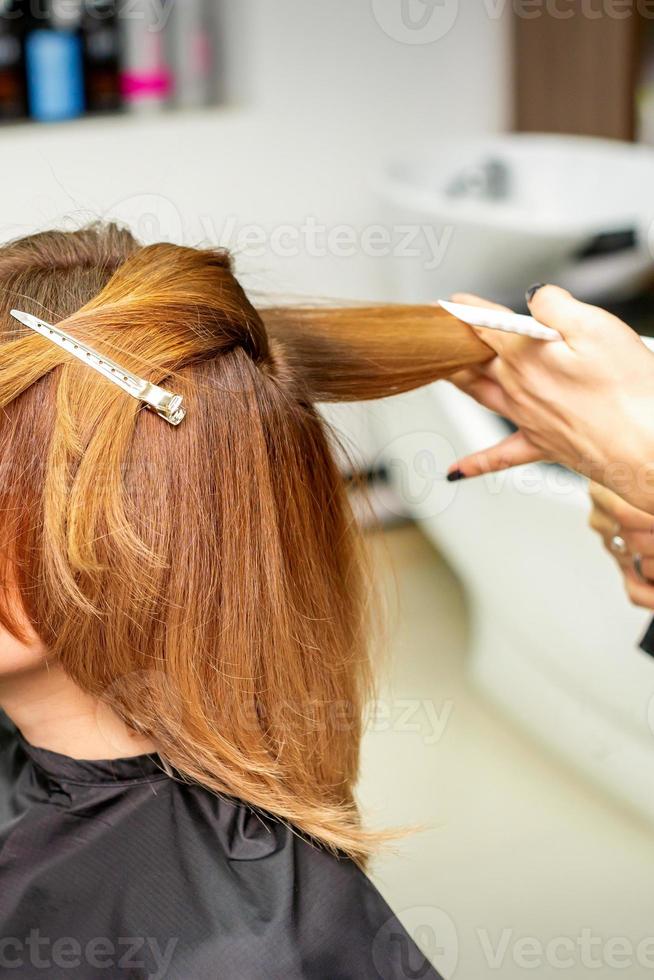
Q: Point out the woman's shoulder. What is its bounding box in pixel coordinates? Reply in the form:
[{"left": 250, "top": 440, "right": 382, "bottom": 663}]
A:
[
  {"left": 0, "top": 709, "right": 23, "bottom": 782},
  {"left": 0, "top": 710, "right": 30, "bottom": 825},
  {"left": 0, "top": 708, "right": 17, "bottom": 744},
  {"left": 0, "top": 757, "right": 440, "bottom": 979},
  {"left": 149, "top": 780, "right": 442, "bottom": 979}
]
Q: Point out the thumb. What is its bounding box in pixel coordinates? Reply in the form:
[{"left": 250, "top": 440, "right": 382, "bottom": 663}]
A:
[
  {"left": 447, "top": 431, "right": 542, "bottom": 481},
  {"left": 527, "top": 284, "right": 634, "bottom": 346}
]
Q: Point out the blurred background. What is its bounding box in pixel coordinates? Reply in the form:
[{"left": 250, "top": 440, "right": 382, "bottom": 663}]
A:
[{"left": 5, "top": 2, "right": 654, "bottom": 977}]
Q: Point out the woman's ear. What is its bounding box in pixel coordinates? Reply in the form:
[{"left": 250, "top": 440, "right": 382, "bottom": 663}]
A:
[{"left": 0, "top": 607, "right": 46, "bottom": 679}]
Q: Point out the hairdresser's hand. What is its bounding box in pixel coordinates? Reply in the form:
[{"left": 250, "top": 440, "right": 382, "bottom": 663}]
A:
[
  {"left": 589, "top": 482, "right": 654, "bottom": 609},
  {"left": 446, "top": 286, "right": 654, "bottom": 513}
]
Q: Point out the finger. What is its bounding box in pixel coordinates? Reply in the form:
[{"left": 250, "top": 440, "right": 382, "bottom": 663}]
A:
[
  {"left": 602, "top": 538, "right": 632, "bottom": 569},
  {"left": 588, "top": 506, "right": 619, "bottom": 539},
  {"left": 457, "top": 353, "right": 543, "bottom": 427},
  {"left": 450, "top": 293, "right": 513, "bottom": 313},
  {"left": 447, "top": 430, "right": 542, "bottom": 481},
  {"left": 615, "top": 552, "right": 633, "bottom": 571},
  {"left": 463, "top": 324, "right": 542, "bottom": 360},
  {"left": 448, "top": 366, "right": 486, "bottom": 387},
  {"left": 449, "top": 293, "right": 538, "bottom": 359},
  {"left": 593, "top": 529, "right": 631, "bottom": 568},
  {"left": 448, "top": 370, "right": 512, "bottom": 417},
  {"left": 623, "top": 568, "right": 654, "bottom": 610},
  {"left": 593, "top": 526, "right": 654, "bottom": 573},
  {"left": 527, "top": 284, "right": 634, "bottom": 347},
  {"left": 619, "top": 529, "right": 654, "bottom": 557},
  {"left": 636, "top": 555, "right": 654, "bottom": 581},
  {"left": 590, "top": 484, "right": 654, "bottom": 532},
  {"left": 589, "top": 481, "right": 617, "bottom": 510},
  {"left": 596, "top": 534, "right": 629, "bottom": 567}
]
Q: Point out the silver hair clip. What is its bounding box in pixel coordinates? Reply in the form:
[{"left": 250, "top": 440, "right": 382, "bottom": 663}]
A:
[{"left": 10, "top": 309, "right": 186, "bottom": 426}]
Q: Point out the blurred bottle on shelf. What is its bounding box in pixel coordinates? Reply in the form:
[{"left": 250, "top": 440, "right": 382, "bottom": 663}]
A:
[
  {"left": 14, "top": 0, "right": 221, "bottom": 124},
  {"left": 119, "top": 0, "right": 171, "bottom": 112},
  {"left": 83, "top": 0, "right": 120, "bottom": 112},
  {"left": 0, "top": 0, "right": 27, "bottom": 120},
  {"left": 167, "top": 0, "right": 214, "bottom": 108},
  {"left": 24, "top": 0, "right": 85, "bottom": 122}
]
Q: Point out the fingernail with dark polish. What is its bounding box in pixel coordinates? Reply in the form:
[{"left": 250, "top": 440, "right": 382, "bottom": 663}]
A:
[
  {"left": 447, "top": 469, "right": 466, "bottom": 483},
  {"left": 526, "top": 283, "right": 546, "bottom": 304}
]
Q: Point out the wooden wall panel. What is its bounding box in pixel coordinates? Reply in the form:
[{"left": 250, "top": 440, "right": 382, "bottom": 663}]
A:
[{"left": 514, "top": 3, "right": 644, "bottom": 140}]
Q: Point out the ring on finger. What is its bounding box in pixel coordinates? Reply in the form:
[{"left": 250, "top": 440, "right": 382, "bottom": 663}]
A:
[
  {"left": 633, "top": 553, "right": 654, "bottom": 586},
  {"left": 610, "top": 534, "right": 628, "bottom": 556}
]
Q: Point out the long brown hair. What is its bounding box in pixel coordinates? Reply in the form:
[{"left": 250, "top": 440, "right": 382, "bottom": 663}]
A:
[{"left": 0, "top": 224, "right": 490, "bottom": 864}]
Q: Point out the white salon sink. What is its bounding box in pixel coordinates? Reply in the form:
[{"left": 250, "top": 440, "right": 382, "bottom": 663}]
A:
[
  {"left": 377, "top": 134, "right": 654, "bottom": 306},
  {"left": 373, "top": 132, "right": 654, "bottom": 826},
  {"left": 370, "top": 381, "right": 654, "bottom": 828}
]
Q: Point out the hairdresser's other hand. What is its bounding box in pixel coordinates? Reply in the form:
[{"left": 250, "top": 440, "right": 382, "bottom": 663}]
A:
[
  {"left": 589, "top": 482, "right": 654, "bottom": 609},
  {"left": 446, "top": 286, "right": 654, "bottom": 514},
  {"left": 446, "top": 296, "right": 542, "bottom": 474}
]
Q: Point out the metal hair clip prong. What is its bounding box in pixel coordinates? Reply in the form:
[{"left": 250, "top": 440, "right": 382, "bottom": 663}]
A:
[{"left": 10, "top": 309, "right": 186, "bottom": 426}]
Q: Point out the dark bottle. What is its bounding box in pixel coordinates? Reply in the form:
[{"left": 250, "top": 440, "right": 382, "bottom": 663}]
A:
[
  {"left": 24, "top": 0, "right": 85, "bottom": 122},
  {"left": 0, "top": 0, "right": 27, "bottom": 120},
  {"left": 82, "top": 0, "right": 120, "bottom": 113}
]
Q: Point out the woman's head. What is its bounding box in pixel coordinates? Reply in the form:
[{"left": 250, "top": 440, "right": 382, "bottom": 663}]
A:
[{"left": 0, "top": 224, "right": 490, "bottom": 862}]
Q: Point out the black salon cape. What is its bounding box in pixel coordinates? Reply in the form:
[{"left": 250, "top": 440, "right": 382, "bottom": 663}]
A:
[{"left": 0, "top": 712, "right": 442, "bottom": 980}]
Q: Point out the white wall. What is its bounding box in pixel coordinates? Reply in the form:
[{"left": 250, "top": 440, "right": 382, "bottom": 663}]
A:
[
  {"left": 0, "top": 2, "right": 510, "bottom": 466},
  {"left": 220, "top": 0, "right": 511, "bottom": 142},
  {"left": 0, "top": 2, "right": 510, "bottom": 302}
]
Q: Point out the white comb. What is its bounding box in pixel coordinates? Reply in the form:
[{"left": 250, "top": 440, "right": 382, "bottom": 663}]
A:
[{"left": 439, "top": 299, "right": 654, "bottom": 354}]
